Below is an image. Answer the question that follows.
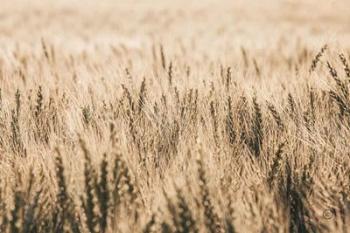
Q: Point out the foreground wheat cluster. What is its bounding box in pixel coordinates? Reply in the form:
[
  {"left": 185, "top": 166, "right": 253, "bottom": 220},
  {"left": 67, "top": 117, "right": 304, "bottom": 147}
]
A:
[{"left": 0, "top": 0, "right": 349, "bottom": 232}]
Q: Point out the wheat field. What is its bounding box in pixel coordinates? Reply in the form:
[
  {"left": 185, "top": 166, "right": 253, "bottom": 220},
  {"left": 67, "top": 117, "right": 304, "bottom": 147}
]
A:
[{"left": 0, "top": 0, "right": 349, "bottom": 232}]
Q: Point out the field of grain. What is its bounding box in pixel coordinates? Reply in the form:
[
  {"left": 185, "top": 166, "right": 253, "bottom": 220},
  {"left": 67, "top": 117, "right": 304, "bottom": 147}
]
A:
[{"left": 0, "top": 0, "right": 349, "bottom": 232}]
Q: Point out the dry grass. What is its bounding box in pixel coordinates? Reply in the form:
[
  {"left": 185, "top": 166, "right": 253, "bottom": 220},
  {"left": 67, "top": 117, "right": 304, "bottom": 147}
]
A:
[{"left": 0, "top": 0, "right": 349, "bottom": 232}]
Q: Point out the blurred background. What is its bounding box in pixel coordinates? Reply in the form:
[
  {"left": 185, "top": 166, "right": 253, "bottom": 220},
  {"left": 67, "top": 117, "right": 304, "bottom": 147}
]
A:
[{"left": 1, "top": 0, "right": 349, "bottom": 49}]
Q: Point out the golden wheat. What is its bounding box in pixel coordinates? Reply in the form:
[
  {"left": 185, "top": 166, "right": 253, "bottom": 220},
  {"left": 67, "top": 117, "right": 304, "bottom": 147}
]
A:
[{"left": 0, "top": 0, "right": 349, "bottom": 232}]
